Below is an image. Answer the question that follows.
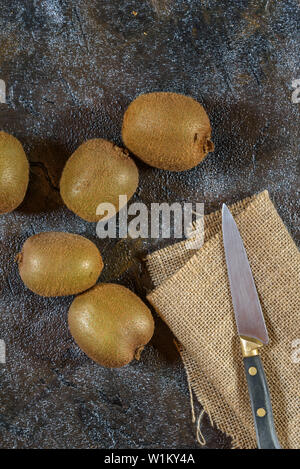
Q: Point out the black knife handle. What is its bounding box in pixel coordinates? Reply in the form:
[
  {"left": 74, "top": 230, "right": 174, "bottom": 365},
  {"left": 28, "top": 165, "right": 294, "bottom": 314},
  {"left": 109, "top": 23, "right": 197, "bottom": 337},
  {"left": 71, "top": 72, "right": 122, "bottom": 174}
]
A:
[{"left": 243, "top": 355, "right": 281, "bottom": 449}]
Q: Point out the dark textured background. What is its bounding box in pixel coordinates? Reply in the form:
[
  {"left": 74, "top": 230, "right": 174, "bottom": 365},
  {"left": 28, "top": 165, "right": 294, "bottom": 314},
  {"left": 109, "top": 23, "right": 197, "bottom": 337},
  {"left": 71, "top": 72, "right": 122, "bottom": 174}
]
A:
[{"left": 0, "top": 0, "right": 299, "bottom": 449}]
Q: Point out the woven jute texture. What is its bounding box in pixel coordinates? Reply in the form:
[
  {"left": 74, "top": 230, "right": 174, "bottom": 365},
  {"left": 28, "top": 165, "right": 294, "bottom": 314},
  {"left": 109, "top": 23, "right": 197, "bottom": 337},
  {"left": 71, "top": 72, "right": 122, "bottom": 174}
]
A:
[{"left": 146, "top": 191, "right": 300, "bottom": 449}]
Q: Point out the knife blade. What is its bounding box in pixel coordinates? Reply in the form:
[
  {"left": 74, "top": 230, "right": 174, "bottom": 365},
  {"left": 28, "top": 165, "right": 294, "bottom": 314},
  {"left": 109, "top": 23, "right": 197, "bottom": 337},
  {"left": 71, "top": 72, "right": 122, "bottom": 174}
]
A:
[
  {"left": 222, "top": 203, "right": 269, "bottom": 344},
  {"left": 222, "top": 203, "right": 281, "bottom": 449}
]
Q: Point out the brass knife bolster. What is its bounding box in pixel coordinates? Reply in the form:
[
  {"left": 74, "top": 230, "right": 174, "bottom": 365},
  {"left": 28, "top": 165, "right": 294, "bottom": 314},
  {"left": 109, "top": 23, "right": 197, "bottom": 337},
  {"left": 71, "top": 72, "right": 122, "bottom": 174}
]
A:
[{"left": 240, "top": 336, "right": 263, "bottom": 358}]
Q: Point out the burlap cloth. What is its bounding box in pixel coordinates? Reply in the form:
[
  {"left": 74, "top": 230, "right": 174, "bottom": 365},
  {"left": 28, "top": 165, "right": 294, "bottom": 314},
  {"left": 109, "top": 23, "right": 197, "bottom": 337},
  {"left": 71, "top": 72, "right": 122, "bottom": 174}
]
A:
[{"left": 146, "top": 191, "right": 300, "bottom": 449}]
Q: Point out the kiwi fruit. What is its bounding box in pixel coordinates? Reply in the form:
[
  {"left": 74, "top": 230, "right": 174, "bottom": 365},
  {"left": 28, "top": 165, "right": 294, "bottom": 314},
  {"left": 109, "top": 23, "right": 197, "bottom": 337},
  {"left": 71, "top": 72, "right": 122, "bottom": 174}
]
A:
[
  {"left": 60, "top": 138, "right": 139, "bottom": 222},
  {"left": 0, "top": 131, "right": 29, "bottom": 213},
  {"left": 17, "top": 232, "right": 103, "bottom": 297},
  {"left": 122, "top": 92, "right": 214, "bottom": 171},
  {"left": 68, "top": 283, "right": 155, "bottom": 368}
]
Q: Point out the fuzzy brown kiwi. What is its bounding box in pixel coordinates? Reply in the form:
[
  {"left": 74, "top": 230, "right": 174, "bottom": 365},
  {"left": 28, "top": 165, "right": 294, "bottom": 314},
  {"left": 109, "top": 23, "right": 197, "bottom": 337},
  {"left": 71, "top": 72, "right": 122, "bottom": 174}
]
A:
[
  {"left": 17, "top": 232, "right": 103, "bottom": 297},
  {"left": 0, "top": 131, "right": 29, "bottom": 214},
  {"left": 68, "top": 283, "right": 155, "bottom": 368},
  {"left": 60, "top": 138, "right": 139, "bottom": 222},
  {"left": 122, "top": 92, "right": 214, "bottom": 171}
]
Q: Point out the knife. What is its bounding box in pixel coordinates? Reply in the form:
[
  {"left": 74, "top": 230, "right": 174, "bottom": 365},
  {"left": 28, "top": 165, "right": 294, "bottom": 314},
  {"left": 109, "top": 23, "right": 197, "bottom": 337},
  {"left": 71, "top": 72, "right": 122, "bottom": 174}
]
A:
[{"left": 222, "top": 203, "right": 281, "bottom": 449}]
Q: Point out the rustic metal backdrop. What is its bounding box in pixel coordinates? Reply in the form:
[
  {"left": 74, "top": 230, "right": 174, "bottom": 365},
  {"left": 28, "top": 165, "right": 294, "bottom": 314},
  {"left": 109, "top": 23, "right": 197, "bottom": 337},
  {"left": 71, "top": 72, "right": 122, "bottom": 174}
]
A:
[{"left": 0, "top": 0, "right": 298, "bottom": 449}]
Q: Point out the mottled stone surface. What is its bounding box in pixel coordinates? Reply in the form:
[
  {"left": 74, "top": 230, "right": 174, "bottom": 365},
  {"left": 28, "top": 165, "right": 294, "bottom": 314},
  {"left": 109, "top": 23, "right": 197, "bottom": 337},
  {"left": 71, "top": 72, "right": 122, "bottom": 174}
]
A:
[{"left": 0, "top": 0, "right": 298, "bottom": 449}]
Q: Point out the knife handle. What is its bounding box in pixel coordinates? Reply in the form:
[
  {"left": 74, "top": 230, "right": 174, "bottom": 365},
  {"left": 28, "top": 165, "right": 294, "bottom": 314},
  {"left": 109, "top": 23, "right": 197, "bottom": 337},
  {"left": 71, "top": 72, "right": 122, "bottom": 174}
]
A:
[{"left": 243, "top": 355, "right": 281, "bottom": 449}]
